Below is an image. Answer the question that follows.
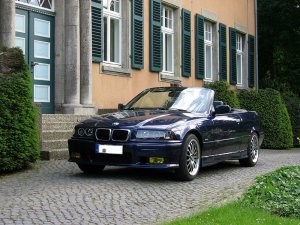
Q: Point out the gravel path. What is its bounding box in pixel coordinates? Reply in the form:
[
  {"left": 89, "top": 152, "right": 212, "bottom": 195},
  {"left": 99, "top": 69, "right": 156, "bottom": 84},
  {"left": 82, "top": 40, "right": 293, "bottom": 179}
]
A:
[{"left": 0, "top": 149, "right": 299, "bottom": 225}]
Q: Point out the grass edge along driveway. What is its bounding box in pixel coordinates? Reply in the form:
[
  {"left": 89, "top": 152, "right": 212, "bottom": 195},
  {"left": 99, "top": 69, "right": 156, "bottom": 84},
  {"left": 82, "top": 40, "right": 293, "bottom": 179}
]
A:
[{"left": 164, "top": 166, "right": 300, "bottom": 225}]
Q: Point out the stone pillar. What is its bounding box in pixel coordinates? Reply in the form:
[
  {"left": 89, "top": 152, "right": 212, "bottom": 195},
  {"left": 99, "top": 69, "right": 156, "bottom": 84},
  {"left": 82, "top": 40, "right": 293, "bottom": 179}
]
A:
[
  {"left": 54, "top": 1, "right": 65, "bottom": 113},
  {"left": 63, "top": 0, "right": 81, "bottom": 113},
  {"left": 80, "top": 0, "right": 94, "bottom": 109},
  {"left": 0, "top": 0, "right": 15, "bottom": 47}
]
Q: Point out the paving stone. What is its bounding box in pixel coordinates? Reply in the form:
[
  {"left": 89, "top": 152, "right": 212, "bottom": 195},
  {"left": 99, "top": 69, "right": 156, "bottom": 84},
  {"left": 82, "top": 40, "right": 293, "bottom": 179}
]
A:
[{"left": 0, "top": 150, "right": 299, "bottom": 224}]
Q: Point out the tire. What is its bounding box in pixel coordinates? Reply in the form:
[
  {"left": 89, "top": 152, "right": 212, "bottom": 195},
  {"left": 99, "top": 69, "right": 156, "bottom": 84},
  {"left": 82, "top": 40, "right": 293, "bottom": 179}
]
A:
[
  {"left": 239, "top": 133, "right": 259, "bottom": 167},
  {"left": 175, "top": 134, "right": 201, "bottom": 181},
  {"left": 77, "top": 163, "right": 105, "bottom": 173}
]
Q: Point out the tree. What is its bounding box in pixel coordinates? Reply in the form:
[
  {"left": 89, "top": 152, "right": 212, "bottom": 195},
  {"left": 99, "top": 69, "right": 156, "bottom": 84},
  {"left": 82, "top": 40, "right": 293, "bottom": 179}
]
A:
[{"left": 258, "top": 0, "right": 300, "bottom": 96}]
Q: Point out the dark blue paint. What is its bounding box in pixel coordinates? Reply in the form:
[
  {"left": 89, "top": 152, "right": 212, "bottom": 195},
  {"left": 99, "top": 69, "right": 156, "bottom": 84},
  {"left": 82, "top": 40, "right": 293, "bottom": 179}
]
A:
[{"left": 68, "top": 87, "right": 264, "bottom": 169}]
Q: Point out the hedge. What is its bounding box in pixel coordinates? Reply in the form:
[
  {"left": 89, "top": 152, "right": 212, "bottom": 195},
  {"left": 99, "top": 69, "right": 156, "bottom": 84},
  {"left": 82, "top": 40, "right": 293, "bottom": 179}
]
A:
[
  {"left": 238, "top": 88, "right": 293, "bottom": 149},
  {"left": 282, "top": 92, "right": 300, "bottom": 147},
  {"left": 204, "top": 81, "right": 240, "bottom": 108},
  {"left": 0, "top": 48, "right": 39, "bottom": 173}
]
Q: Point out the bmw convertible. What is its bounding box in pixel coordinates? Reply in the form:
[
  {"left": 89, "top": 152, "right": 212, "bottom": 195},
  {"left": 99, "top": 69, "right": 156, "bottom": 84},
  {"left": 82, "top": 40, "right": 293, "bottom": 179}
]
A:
[{"left": 68, "top": 87, "right": 264, "bottom": 181}]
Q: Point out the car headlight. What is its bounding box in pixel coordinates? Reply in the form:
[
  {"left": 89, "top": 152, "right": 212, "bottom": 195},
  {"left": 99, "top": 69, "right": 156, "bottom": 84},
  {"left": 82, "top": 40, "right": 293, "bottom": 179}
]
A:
[
  {"left": 136, "top": 130, "right": 176, "bottom": 140},
  {"left": 75, "top": 128, "right": 94, "bottom": 137}
]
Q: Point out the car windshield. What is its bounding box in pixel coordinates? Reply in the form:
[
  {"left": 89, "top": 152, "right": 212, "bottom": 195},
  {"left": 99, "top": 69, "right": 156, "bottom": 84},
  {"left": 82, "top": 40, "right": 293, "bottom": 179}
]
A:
[{"left": 124, "top": 87, "right": 213, "bottom": 114}]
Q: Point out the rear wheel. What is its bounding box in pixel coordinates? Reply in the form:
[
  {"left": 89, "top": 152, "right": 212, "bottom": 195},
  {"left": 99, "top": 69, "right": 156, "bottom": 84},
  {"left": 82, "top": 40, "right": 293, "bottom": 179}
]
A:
[
  {"left": 77, "top": 163, "right": 105, "bottom": 173},
  {"left": 175, "top": 134, "right": 201, "bottom": 181},
  {"left": 239, "top": 133, "right": 259, "bottom": 167}
]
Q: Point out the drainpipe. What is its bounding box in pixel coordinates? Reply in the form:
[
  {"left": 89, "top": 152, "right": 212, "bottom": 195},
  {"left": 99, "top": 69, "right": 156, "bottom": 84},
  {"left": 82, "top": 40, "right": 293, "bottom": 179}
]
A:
[{"left": 255, "top": 0, "right": 259, "bottom": 89}]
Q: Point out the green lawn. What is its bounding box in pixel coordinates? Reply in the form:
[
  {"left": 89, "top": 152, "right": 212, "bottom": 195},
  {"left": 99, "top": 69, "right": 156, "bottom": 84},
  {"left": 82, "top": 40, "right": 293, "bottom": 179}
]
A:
[{"left": 165, "top": 202, "right": 300, "bottom": 225}]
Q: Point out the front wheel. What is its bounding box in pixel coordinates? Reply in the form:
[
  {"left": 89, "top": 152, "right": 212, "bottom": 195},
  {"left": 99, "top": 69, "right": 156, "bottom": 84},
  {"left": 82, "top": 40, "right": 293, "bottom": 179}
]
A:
[
  {"left": 77, "top": 163, "right": 105, "bottom": 173},
  {"left": 175, "top": 134, "right": 201, "bottom": 181},
  {"left": 239, "top": 133, "right": 259, "bottom": 167}
]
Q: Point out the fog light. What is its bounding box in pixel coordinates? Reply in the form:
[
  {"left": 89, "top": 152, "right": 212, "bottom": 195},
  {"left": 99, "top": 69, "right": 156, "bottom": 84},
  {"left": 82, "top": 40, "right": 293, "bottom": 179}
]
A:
[
  {"left": 71, "top": 152, "right": 80, "bottom": 159},
  {"left": 149, "top": 157, "right": 164, "bottom": 164}
]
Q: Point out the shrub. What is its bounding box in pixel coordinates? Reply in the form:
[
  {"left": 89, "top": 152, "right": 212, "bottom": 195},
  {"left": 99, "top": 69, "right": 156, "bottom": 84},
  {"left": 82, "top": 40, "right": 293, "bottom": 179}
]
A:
[
  {"left": 281, "top": 92, "right": 300, "bottom": 147},
  {"left": 241, "top": 166, "right": 300, "bottom": 218},
  {"left": 238, "top": 88, "right": 293, "bottom": 149},
  {"left": 0, "top": 47, "right": 39, "bottom": 173},
  {"left": 204, "top": 81, "right": 240, "bottom": 108}
]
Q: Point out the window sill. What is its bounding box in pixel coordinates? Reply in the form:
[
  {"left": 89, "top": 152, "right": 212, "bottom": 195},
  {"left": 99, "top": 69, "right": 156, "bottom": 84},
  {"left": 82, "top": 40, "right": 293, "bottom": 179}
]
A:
[
  {"left": 236, "top": 84, "right": 247, "bottom": 90},
  {"left": 204, "top": 78, "right": 213, "bottom": 83},
  {"left": 101, "top": 64, "right": 131, "bottom": 77},
  {"left": 159, "top": 73, "right": 181, "bottom": 84}
]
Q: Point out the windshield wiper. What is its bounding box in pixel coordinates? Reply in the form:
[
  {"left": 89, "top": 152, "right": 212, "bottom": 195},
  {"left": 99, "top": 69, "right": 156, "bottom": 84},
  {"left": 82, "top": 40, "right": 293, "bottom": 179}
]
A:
[{"left": 169, "top": 108, "right": 190, "bottom": 112}]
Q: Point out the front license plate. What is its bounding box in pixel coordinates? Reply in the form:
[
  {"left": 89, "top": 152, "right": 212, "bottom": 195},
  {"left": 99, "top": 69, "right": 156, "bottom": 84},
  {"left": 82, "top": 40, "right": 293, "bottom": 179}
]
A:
[{"left": 96, "top": 144, "right": 123, "bottom": 155}]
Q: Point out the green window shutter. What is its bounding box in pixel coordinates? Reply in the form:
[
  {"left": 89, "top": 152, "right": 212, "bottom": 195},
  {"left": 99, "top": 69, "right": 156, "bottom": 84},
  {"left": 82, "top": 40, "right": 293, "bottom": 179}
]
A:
[
  {"left": 92, "top": 0, "right": 103, "bottom": 62},
  {"left": 132, "top": 0, "right": 144, "bottom": 69},
  {"left": 248, "top": 35, "right": 255, "bottom": 88},
  {"left": 229, "top": 27, "right": 237, "bottom": 85},
  {"left": 150, "top": 0, "right": 162, "bottom": 72},
  {"left": 182, "top": 9, "right": 191, "bottom": 77},
  {"left": 219, "top": 23, "right": 227, "bottom": 81},
  {"left": 195, "top": 14, "right": 204, "bottom": 80}
]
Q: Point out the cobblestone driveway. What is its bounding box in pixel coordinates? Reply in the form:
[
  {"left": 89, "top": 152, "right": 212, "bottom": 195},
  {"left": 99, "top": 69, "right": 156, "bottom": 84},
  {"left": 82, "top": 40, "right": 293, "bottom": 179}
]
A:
[{"left": 0, "top": 150, "right": 299, "bottom": 225}]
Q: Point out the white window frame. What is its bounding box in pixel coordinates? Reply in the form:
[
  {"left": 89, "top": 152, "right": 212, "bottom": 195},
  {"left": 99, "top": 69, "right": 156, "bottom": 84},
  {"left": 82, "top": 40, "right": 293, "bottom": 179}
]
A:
[
  {"left": 15, "top": 37, "right": 26, "bottom": 54},
  {"left": 15, "top": 0, "right": 55, "bottom": 12},
  {"left": 161, "top": 6, "right": 174, "bottom": 76},
  {"left": 34, "top": 40, "right": 50, "bottom": 59},
  {"left": 103, "top": 0, "right": 122, "bottom": 66},
  {"left": 34, "top": 62, "right": 50, "bottom": 81},
  {"left": 204, "top": 21, "right": 213, "bottom": 80},
  {"left": 34, "top": 85, "right": 50, "bottom": 103},
  {"left": 34, "top": 18, "right": 50, "bottom": 38},
  {"left": 236, "top": 33, "right": 243, "bottom": 85},
  {"left": 16, "top": 14, "right": 26, "bottom": 33}
]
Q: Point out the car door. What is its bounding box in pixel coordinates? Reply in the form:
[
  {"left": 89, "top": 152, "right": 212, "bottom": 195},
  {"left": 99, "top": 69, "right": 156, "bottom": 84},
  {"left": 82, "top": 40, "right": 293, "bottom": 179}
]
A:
[{"left": 212, "top": 113, "right": 242, "bottom": 157}]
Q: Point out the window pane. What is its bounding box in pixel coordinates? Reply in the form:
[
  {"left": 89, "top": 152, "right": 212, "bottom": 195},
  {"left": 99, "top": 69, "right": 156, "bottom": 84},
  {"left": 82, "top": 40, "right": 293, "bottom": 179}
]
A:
[
  {"left": 205, "top": 22, "right": 212, "bottom": 42},
  {"left": 30, "top": 0, "right": 39, "bottom": 6},
  {"left": 165, "top": 33, "right": 173, "bottom": 72},
  {"left": 34, "top": 85, "right": 50, "bottom": 102},
  {"left": 16, "top": 14, "right": 25, "bottom": 33},
  {"left": 34, "top": 63, "right": 50, "bottom": 80},
  {"left": 237, "top": 54, "right": 242, "bottom": 84},
  {"left": 41, "top": 0, "right": 52, "bottom": 9},
  {"left": 15, "top": 37, "right": 26, "bottom": 54},
  {"left": 34, "top": 19, "right": 50, "bottom": 37},
  {"left": 205, "top": 45, "right": 212, "bottom": 79},
  {"left": 34, "top": 40, "right": 50, "bottom": 58},
  {"left": 110, "top": 18, "right": 120, "bottom": 63},
  {"left": 110, "top": 0, "right": 120, "bottom": 13},
  {"left": 104, "top": 17, "right": 108, "bottom": 61}
]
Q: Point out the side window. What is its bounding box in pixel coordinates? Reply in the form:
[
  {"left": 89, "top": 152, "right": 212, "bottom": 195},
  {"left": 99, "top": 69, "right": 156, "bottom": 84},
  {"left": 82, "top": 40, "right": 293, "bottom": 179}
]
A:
[
  {"left": 92, "top": 0, "right": 131, "bottom": 76},
  {"left": 236, "top": 33, "right": 243, "bottom": 85},
  {"left": 159, "top": 4, "right": 181, "bottom": 83},
  {"left": 161, "top": 6, "right": 174, "bottom": 75},
  {"left": 204, "top": 21, "right": 213, "bottom": 80},
  {"left": 103, "top": 0, "right": 121, "bottom": 65}
]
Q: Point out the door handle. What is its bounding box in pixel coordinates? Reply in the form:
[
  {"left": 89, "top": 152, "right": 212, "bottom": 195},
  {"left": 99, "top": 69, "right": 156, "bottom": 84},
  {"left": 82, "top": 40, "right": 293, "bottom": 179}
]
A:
[{"left": 31, "top": 62, "right": 39, "bottom": 68}]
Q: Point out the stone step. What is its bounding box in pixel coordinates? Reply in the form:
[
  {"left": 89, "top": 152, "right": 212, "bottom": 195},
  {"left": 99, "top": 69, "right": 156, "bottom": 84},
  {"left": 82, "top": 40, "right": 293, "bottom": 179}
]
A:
[
  {"left": 42, "top": 130, "right": 73, "bottom": 141},
  {"left": 42, "top": 122, "right": 77, "bottom": 131},
  {"left": 42, "top": 139, "right": 68, "bottom": 150},
  {"left": 42, "top": 114, "right": 92, "bottom": 123},
  {"left": 41, "top": 148, "right": 69, "bottom": 160}
]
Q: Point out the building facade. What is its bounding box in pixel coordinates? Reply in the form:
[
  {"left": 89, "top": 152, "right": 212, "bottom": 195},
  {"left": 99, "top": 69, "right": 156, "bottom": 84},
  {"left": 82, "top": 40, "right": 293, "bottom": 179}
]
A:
[{"left": 0, "top": 0, "right": 258, "bottom": 114}]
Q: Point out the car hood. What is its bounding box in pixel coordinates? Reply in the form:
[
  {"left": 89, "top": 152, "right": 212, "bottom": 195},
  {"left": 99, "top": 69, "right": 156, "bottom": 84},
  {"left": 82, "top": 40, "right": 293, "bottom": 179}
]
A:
[{"left": 77, "top": 110, "right": 205, "bottom": 129}]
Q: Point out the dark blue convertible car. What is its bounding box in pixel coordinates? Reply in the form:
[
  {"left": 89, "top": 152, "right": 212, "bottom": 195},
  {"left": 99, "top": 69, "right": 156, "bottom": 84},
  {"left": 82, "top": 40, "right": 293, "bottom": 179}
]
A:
[{"left": 68, "top": 87, "right": 264, "bottom": 181}]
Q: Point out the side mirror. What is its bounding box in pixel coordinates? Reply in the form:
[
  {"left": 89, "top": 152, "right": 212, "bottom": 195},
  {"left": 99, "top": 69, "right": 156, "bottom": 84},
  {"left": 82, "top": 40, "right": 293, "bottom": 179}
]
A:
[
  {"left": 118, "top": 103, "right": 125, "bottom": 110},
  {"left": 215, "top": 105, "right": 231, "bottom": 114}
]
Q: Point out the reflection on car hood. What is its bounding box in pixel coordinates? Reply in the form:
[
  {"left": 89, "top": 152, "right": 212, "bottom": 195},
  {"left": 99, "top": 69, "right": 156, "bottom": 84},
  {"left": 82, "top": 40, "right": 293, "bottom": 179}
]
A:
[{"left": 77, "top": 110, "right": 205, "bottom": 129}]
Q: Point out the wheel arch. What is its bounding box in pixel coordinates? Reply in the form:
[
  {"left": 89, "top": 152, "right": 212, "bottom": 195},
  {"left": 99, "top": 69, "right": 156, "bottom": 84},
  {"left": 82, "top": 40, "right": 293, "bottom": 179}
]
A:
[{"left": 185, "top": 129, "right": 203, "bottom": 151}]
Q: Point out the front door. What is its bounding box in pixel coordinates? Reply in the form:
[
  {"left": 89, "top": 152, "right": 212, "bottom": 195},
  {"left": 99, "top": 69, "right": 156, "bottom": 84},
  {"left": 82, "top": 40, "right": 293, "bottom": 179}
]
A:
[{"left": 15, "top": 8, "right": 55, "bottom": 114}]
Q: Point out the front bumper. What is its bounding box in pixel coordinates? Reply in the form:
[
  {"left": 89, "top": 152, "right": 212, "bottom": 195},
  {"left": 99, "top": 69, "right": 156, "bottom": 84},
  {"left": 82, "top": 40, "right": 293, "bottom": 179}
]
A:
[{"left": 68, "top": 138, "right": 183, "bottom": 169}]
